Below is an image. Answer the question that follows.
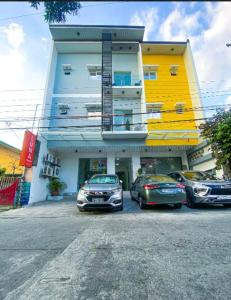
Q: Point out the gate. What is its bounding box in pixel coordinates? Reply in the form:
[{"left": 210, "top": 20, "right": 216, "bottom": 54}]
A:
[{"left": 0, "top": 177, "right": 20, "bottom": 206}]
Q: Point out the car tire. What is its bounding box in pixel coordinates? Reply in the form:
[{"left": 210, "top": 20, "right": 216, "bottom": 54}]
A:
[
  {"left": 174, "top": 203, "right": 182, "bottom": 209},
  {"left": 186, "top": 192, "right": 197, "bottom": 209},
  {"left": 138, "top": 195, "right": 146, "bottom": 209},
  {"left": 223, "top": 204, "right": 231, "bottom": 208},
  {"left": 118, "top": 203, "right": 123, "bottom": 211}
]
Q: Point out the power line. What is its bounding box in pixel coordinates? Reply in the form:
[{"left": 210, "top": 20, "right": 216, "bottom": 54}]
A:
[{"left": 0, "top": 103, "right": 230, "bottom": 123}]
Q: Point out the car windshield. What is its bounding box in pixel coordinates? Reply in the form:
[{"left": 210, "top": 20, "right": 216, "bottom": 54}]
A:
[
  {"left": 88, "top": 175, "right": 118, "bottom": 184},
  {"left": 182, "top": 171, "right": 219, "bottom": 181},
  {"left": 144, "top": 175, "right": 176, "bottom": 183}
]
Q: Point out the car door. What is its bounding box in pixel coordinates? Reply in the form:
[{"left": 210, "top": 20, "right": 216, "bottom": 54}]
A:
[{"left": 131, "top": 177, "right": 141, "bottom": 200}]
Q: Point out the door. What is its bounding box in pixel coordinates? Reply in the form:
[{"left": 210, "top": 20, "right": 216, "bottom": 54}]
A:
[
  {"left": 131, "top": 177, "right": 142, "bottom": 200},
  {"left": 114, "top": 72, "right": 131, "bottom": 86}
]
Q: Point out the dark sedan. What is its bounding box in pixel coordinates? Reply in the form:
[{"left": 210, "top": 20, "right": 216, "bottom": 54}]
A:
[
  {"left": 168, "top": 171, "right": 231, "bottom": 208},
  {"left": 130, "top": 174, "right": 186, "bottom": 209}
]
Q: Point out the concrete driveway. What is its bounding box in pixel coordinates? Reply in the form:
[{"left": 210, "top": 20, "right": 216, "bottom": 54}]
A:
[{"left": 0, "top": 192, "right": 231, "bottom": 300}]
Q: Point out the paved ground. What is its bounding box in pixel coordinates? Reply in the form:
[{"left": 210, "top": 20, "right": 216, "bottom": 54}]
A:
[{"left": 0, "top": 193, "right": 231, "bottom": 300}]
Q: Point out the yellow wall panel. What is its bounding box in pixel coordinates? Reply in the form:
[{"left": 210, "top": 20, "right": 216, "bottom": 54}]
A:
[{"left": 142, "top": 52, "right": 199, "bottom": 145}]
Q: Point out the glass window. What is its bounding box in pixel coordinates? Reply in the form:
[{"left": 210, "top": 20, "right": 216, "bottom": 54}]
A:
[
  {"left": 89, "top": 175, "right": 118, "bottom": 184},
  {"left": 143, "top": 71, "right": 157, "bottom": 80},
  {"left": 90, "top": 70, "right": 101, "bottom": 80},
  {"left": 147, "top": 105, "right": 162, "bottom": 119},
  {"left": 87, "top": 111, "right": 101, "bottom": 120},
  {"left": 182, "top": 171, "right": 219, "bottom": 181},
  {"left": 144, "top": 175, "right": 176, "bottom": 183}
]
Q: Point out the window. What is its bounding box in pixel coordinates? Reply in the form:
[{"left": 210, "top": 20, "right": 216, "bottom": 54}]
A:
[
  {"left": 89, "top": 70, "right": 101, "bottom": 80},
  {"left": 146, "top": 103, "right": 163, "bottom": 119},
  {"left": 175, "top": 103, "right": 185, "bottom": 114},
  {"left": 144, "top": 71, "right": 157, "bottom": 80},
  {"left": 87, "top": 111, "right": 101, "bottom": 120}
]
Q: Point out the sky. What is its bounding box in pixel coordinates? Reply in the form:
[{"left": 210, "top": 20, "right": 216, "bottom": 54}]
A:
[{"left": 0, "top": 1, "right": 231, "bottom": 149}]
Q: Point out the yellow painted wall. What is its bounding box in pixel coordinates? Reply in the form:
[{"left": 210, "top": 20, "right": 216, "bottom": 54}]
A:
[
  {"left": 142, "top": 52, "right": 199, "bottom": 146},
  {"left": 0, "top": 145, "right": 23, "bottom": 175}
]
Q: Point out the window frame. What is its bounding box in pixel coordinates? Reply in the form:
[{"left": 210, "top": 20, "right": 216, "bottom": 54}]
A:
[
  {"left": 143, "top": 71, "right": 157, "bottom": 80},
  {"left": 146, "top": 103, "right": 163, "bottom": 119}
]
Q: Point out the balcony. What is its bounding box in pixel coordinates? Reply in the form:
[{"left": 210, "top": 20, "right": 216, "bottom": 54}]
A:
[
  {"left": 102, "top": 111, "right": 147, "bottom": 139},
  {"left": 112, "top": 72, "right": 142, "bottom": 97}
]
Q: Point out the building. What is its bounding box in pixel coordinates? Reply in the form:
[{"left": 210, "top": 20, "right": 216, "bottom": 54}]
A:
[
  {"left": 0, "top": 141, "right": 23, "bottom": 175},
  {"left": 29, "top": 25, "right": 203, "bottom": 203},
  {"left": 187, "top": 140, "right": 224, "bottom": 179}
]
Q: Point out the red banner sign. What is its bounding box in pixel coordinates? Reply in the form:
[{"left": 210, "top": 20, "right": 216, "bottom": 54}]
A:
[{"left": 19, "top": 130, "right": 37, "bottom": 167}]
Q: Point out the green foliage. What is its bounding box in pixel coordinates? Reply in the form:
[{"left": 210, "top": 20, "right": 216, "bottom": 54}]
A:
[
  {"left": 47, "top": 177, "right": 67, "bottom": 195},
  {"left": 29, "top": 1, "right": 81, "bottom": 23},
  {"left": 200, "top": 109, "right": 231, "bottom": 172},
  {"left": 137, "top": 168, "right": 142, "bottom": 176},
  {"left": 0, "top": 167, "right": 6, "bottom": 177}
]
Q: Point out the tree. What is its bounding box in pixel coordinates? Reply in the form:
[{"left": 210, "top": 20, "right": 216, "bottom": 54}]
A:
[
  {"left": 29, "top": 1, "right": 81, "bottom": 23},
  {"left": 0, "top": 167, "right": 6, "bottom": 177},
  {"left": 200, "top": 109, "right": 231, "bottom": 176}
]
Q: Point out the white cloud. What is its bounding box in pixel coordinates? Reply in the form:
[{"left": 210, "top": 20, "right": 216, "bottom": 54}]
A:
[
  {"left": 1, "top": 23, "right": 25, "bottom": 49},
  {"left": 158, "top": 7, "right": 202, "bottom": 41},
  {"left": 130, "top": 7, "right": 159, "bottom": 40}
]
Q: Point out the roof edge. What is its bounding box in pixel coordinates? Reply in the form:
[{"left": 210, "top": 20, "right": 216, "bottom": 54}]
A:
[
  {"left": 49, "top": 24, "right": 145, "bottom": 30},
  {"left": 0, "top": 140, "right": 21, "bottom": 153},
  {"left": 142, "top": 41, "right": 188, "bottom": 45}
]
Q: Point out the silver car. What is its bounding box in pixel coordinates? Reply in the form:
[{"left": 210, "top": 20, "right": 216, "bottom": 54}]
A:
[{"left": 77, "top": 174, "right": 123, "bottom": 212}]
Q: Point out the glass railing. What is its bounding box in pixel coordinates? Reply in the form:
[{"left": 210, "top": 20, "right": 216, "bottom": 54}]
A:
[{"left": 112, "top": 74, "right": 141, "bottom": 87}]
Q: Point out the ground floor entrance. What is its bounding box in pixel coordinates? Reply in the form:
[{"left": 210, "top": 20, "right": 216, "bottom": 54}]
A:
[{"left": 77, "top": 155, "right": 183, "bottom": 191}]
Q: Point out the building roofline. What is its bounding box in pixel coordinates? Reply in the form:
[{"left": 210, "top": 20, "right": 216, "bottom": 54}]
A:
[
  {"left": 0, "top": 140, "right": 21, "bottom": 153},
  {"left": 49, "top": 24, "right": 145, "bottom": 30},
  {"left": 142, "top": 41, "right": 188, "bottom": 45}
]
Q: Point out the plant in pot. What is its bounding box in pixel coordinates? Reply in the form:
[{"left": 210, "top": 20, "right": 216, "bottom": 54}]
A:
[{"left": 47, "top": 177, "right": 67, "bottom": 196}]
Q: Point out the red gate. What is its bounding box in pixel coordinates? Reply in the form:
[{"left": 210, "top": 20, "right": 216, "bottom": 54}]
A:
[{"left": 0, "top": 178, "right": 19, "bottom": 206}]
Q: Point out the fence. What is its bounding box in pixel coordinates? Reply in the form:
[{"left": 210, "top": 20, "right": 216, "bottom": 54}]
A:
[{"left": 0, "top": 176, "right": 31, "bottom": 207}]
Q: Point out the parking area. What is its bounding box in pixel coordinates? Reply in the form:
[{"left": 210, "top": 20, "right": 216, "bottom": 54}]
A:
[{"left": 0, "top": 192, "right": 231, "bottom": 299}]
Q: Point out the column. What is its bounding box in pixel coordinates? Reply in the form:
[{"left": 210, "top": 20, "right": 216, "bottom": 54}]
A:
[
  {"left": 107, "top": 153, "right": 115, "bottom": 174},
  {"left": 132, "top": 153, "right": 141, "bottom": 182},
  {"left": 181, "top": 152, "right": 189, "bottom": 170}
]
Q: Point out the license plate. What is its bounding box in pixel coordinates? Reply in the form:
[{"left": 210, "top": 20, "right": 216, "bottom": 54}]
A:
[
  {"left": 217, "top": 195, "right": 231, "bottom": 200},
  {"left": 92, "top": 198, "right": 104, "bottom": 203},
  {"left": 161, "top": 189, "right": 177, "bottom": 194}
]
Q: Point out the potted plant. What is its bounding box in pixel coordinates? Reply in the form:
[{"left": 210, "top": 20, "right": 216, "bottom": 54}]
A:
[
  {"left": 125, "top": 119, "right": 130, "bottom": 131},
  {"left": 47, "top": 177, "right": 67, "bottom": 196}
]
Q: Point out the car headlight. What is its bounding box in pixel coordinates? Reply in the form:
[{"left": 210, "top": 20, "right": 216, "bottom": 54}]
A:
[
  {"left": 112, "top": 188, "right": 122, "bottom": 197},
  {"left": 77, "top": 189, "right": 88, "bottom": 200},
  {"left": 193, "top": 185, "right": 210, "bottom": 196},
  {"left": 79, "top": 189, "right": 87, "bottom": 195}
]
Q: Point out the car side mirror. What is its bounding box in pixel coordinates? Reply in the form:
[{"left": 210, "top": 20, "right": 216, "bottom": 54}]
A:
[
  {"left": 84, "top": 180, "right": 88, "bottom": 184},
  {"left": 120, "top": 180, "right": 123, "bottom": 184}
]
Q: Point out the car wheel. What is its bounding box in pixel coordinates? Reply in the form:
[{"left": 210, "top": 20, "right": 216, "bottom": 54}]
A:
[
  {"left": 138, "top": 195, "right": 146, "bottom": 209},
  {"left": 174, "top": 203, "right": 182, "bottom": 209},
  {"left": 186, "top": 192, "right": 197, "bottom": 209},
  {"left": 119, "top": 203, "right": 123, "bottom": 211},
  {"left": 223, "top": 204, "right": 231, "bottom": 208}
]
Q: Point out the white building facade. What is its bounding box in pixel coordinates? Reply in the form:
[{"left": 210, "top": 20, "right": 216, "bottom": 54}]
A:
[{"left": 29, "top": 25, "right": 202, "bottom": 203}]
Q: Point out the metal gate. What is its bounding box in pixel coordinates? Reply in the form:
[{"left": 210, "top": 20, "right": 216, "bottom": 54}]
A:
[{"left": 0, "top": 177, "right": 20, "bottom": 206}]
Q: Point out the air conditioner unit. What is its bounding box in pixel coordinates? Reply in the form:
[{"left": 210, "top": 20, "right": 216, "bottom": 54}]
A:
[
  {"left": 53, "top": 166, "right": 60, "bottom": 177},
  {"left": 42, "top": 166, "right": 53, "bottom": 177},
  {"left": 48, "top": 154, "right": 54, "bottom": 163},
  {"left": 54, "top": 157, "right": 61, "bottom": 166},
  {"left": 44, "top": 153, "right": 50, "bottom": 162}
]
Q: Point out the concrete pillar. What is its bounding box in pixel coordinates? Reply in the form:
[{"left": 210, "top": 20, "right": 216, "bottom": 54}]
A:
[
  {"left": 132, "top": 154, "right": 141, "bottom": 182},
  {"left": 107, "top": 153, "right": 115, "bottom": 174},
  {"left": 182, "top": 152, "right": 189, "bottom": 170}
]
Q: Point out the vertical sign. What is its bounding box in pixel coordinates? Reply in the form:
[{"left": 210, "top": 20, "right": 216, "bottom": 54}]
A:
[{"left": 19, "top": 130, "right": 37, "bottom": 168}]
